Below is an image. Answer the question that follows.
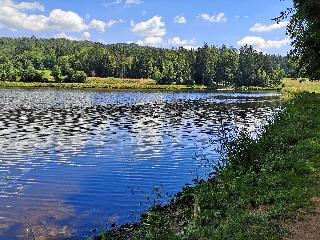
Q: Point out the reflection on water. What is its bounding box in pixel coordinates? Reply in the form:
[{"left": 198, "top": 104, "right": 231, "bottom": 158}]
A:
[{"left": 0, "top": 88, "right": 281, "bottom": 239}]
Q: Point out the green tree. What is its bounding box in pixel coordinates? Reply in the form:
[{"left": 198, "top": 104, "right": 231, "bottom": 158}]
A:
[
  {"left": 19, "top": 61, "right": 37, "bottom": 82},
  {"left": 275, "top": 0, "right": 320, "bottom": 79},
  {"left": 52, "top": 65, "right": 62, "bottom": 82},
  {"left": 238, "top": 46, "right": 258, "bottom": 86},
  {"left": 216, "top": 46, "right": 239, "bottom": 86},
  {"left": 71, "top": 71, "right": 87, "bottom": 83},
  {"left": 0, "top": 57, "right": 18, "bottom": 82},
  {"left": 0, "top": 37, "right": 293, "bottom": 86}
]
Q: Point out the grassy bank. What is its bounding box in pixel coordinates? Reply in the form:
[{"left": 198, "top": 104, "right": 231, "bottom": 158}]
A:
[
  {"left": 0, "top": 77, "right": 206, "bottom": 90},
  {"left": 0, "top": 77, "right": 284, "bottom": 91},
  {"left": 282, "top": 78, "right": 320, "bottom": 94},
  {"left": 93, "top": 90, "right": 320, "bottom": 239}
]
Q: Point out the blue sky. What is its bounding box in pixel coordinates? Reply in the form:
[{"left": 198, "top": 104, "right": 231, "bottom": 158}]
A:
[{"left": 0, "top": 0, "right": 293, "bottom": 54}]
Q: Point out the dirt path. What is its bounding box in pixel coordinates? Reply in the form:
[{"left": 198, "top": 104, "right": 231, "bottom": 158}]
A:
[{"left": 284, "top": 197, "right": 320, "bottom": 240}]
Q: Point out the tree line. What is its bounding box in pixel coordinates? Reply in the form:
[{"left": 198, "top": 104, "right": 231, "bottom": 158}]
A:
[{"left": 0, "top": 37, "right": 295, "bottom": 86}]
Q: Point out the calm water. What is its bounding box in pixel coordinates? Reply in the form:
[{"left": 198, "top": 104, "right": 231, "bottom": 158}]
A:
[{"left": 0, "top": 88, "right": 281, "bottom": 239}]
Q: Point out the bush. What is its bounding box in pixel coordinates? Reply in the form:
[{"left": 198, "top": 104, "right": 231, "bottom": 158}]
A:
[
  {"left": 52, "top": 65, "right": 62, "bottom": 82},
  {"left": 33, "top": 71, "right": 49, "bottom": 82},
  {"left": 72, "top": 71, "right": 87, "bottom": 83},
  {"left": 64, "top": 70, "right": 87, "bottom": 83},
  {"left": 20, "top": 68, "right": 48, "bottom": 83}
]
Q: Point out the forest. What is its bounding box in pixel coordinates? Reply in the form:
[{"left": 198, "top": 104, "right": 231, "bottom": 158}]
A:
[{"left": 0, "top": 37, "right": 295, "bottom": 87}]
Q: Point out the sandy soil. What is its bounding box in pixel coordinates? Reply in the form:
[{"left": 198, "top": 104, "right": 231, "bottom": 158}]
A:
[{"left": 284, "top": 197, "right": 320, "bottom": 240}]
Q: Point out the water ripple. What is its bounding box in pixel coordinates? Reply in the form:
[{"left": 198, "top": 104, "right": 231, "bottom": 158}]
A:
[{"left": 0, "top": 88, "right": 281, "bottom": 239}]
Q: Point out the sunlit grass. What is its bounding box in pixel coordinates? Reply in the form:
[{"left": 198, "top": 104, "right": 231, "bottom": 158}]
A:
[
  {"left": 0, "top": 77, "right": 207, "bottom": 90},
  {"left": 0, "top": 76, "right": 284, "bottom": 91},
  {"left": 87, "top": 77, "right": 156, "bottom": 85},
  {"left": 282, "top": 78, "right": 320, "bottom": 93}
]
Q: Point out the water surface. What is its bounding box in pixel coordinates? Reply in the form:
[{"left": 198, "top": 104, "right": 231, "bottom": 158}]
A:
[{"left": 0, "top": 88, "right": 281, "bottom": 239}]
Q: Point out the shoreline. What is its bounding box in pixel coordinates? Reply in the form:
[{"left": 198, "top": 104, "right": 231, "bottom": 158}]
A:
[
  {"left": 0, "top": 81, "right": 205, "bottom": 91},
  {"left": 0, "top": 77, "right": 282, "bottom": 92}
]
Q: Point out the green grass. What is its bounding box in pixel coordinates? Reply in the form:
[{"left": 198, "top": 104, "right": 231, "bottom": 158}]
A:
[
  {"left": 93, "top": 92, "right": 320, "bottom": 240},
  {"left": 87, "top": 77, "right": 157, "bottom": 85},
  {"left": 0, "top": 77, "right": 284, "bottom": 91},
  {"left": 282, "top": 78, "right": 320, "bottom": 94},
  {"left": 0, "top": 77, "right": 206, "bottom": 90}
]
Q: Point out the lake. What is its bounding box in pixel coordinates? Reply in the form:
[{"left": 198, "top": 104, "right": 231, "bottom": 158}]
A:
[{"left": 0, "top": 88, "right": 281, "bottom": 239}]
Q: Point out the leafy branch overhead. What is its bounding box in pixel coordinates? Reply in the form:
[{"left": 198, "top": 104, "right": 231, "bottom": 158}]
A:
[{"left": 274, "top": 0, "right": 320, "bottom": 80}]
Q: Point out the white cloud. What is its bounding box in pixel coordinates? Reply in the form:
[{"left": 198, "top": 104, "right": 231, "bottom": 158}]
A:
[
  {"left": 168, "top": 37, "right": 195, "bottom": 46},
  {"left": 53, "top": 32, "right": 78, "bottom": 41},
  {"left": 103, "top": 0, "right": 142, "bottom": 7},
  {"left": 48, "top": 9, "right": 87, "bottom": 32},
  {"left": 0, "top": 0, "right": 48, "bottom": 31},
  {"left": 0, "top": 0, "right": 106, "bottom": 33},
  {"left": 90, "top": 19, "right": 107, "bottom": 32},
  {"left": 199, "top": 13, "right": 227, "bottom": 23},
  {"left": 136, "top": 36, "right": 163, "bottom": 47},
  {"left": 174, "top": 15, "right": 186, "bottom": 24},
  {"left": 102, "top": 0, "right": 122, "bottom": 7},
  {"left": 82, "top": 31, "right": 91, "bottom": 40},
  {"left": 106, "top": 19, "right": 125, "bottom": 28},
  {"left": 16, "top": 1, "right": 44, "bottom": 11},
  {"left": 131, "top": 15, "right": 166, "bottom": 37},
  {"left": 106, "top": 20, "right": 117, "bottom": 28},
  {"left": 182, "top": 45, "right": 199, "bottom": 50},
  {"left": 250, "top": 21, "right": 289, "bottom": 33},
  {"left": 125, "top": 0, "right": 142, "bottom": 5},
  {"left": 135, "top": 36, "right": 197, "bottom": 48},
  {"left": 88, "top": 19, "right": 125, "bottom": 32},
  {"left": 53, "top": 31, "right": 91, "bottom": 41},
  {"left": 237, "top": 36, "right": 290, "bottom": 51}
]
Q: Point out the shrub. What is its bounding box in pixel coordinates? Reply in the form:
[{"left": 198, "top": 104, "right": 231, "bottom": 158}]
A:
[{"left": 64, "top": 70, "right": 87, "bottom": 83}]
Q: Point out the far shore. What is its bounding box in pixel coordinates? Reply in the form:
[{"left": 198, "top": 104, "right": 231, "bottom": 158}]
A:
[{"left": 0, "top": 77, "right": 283, "bottom": 91}]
